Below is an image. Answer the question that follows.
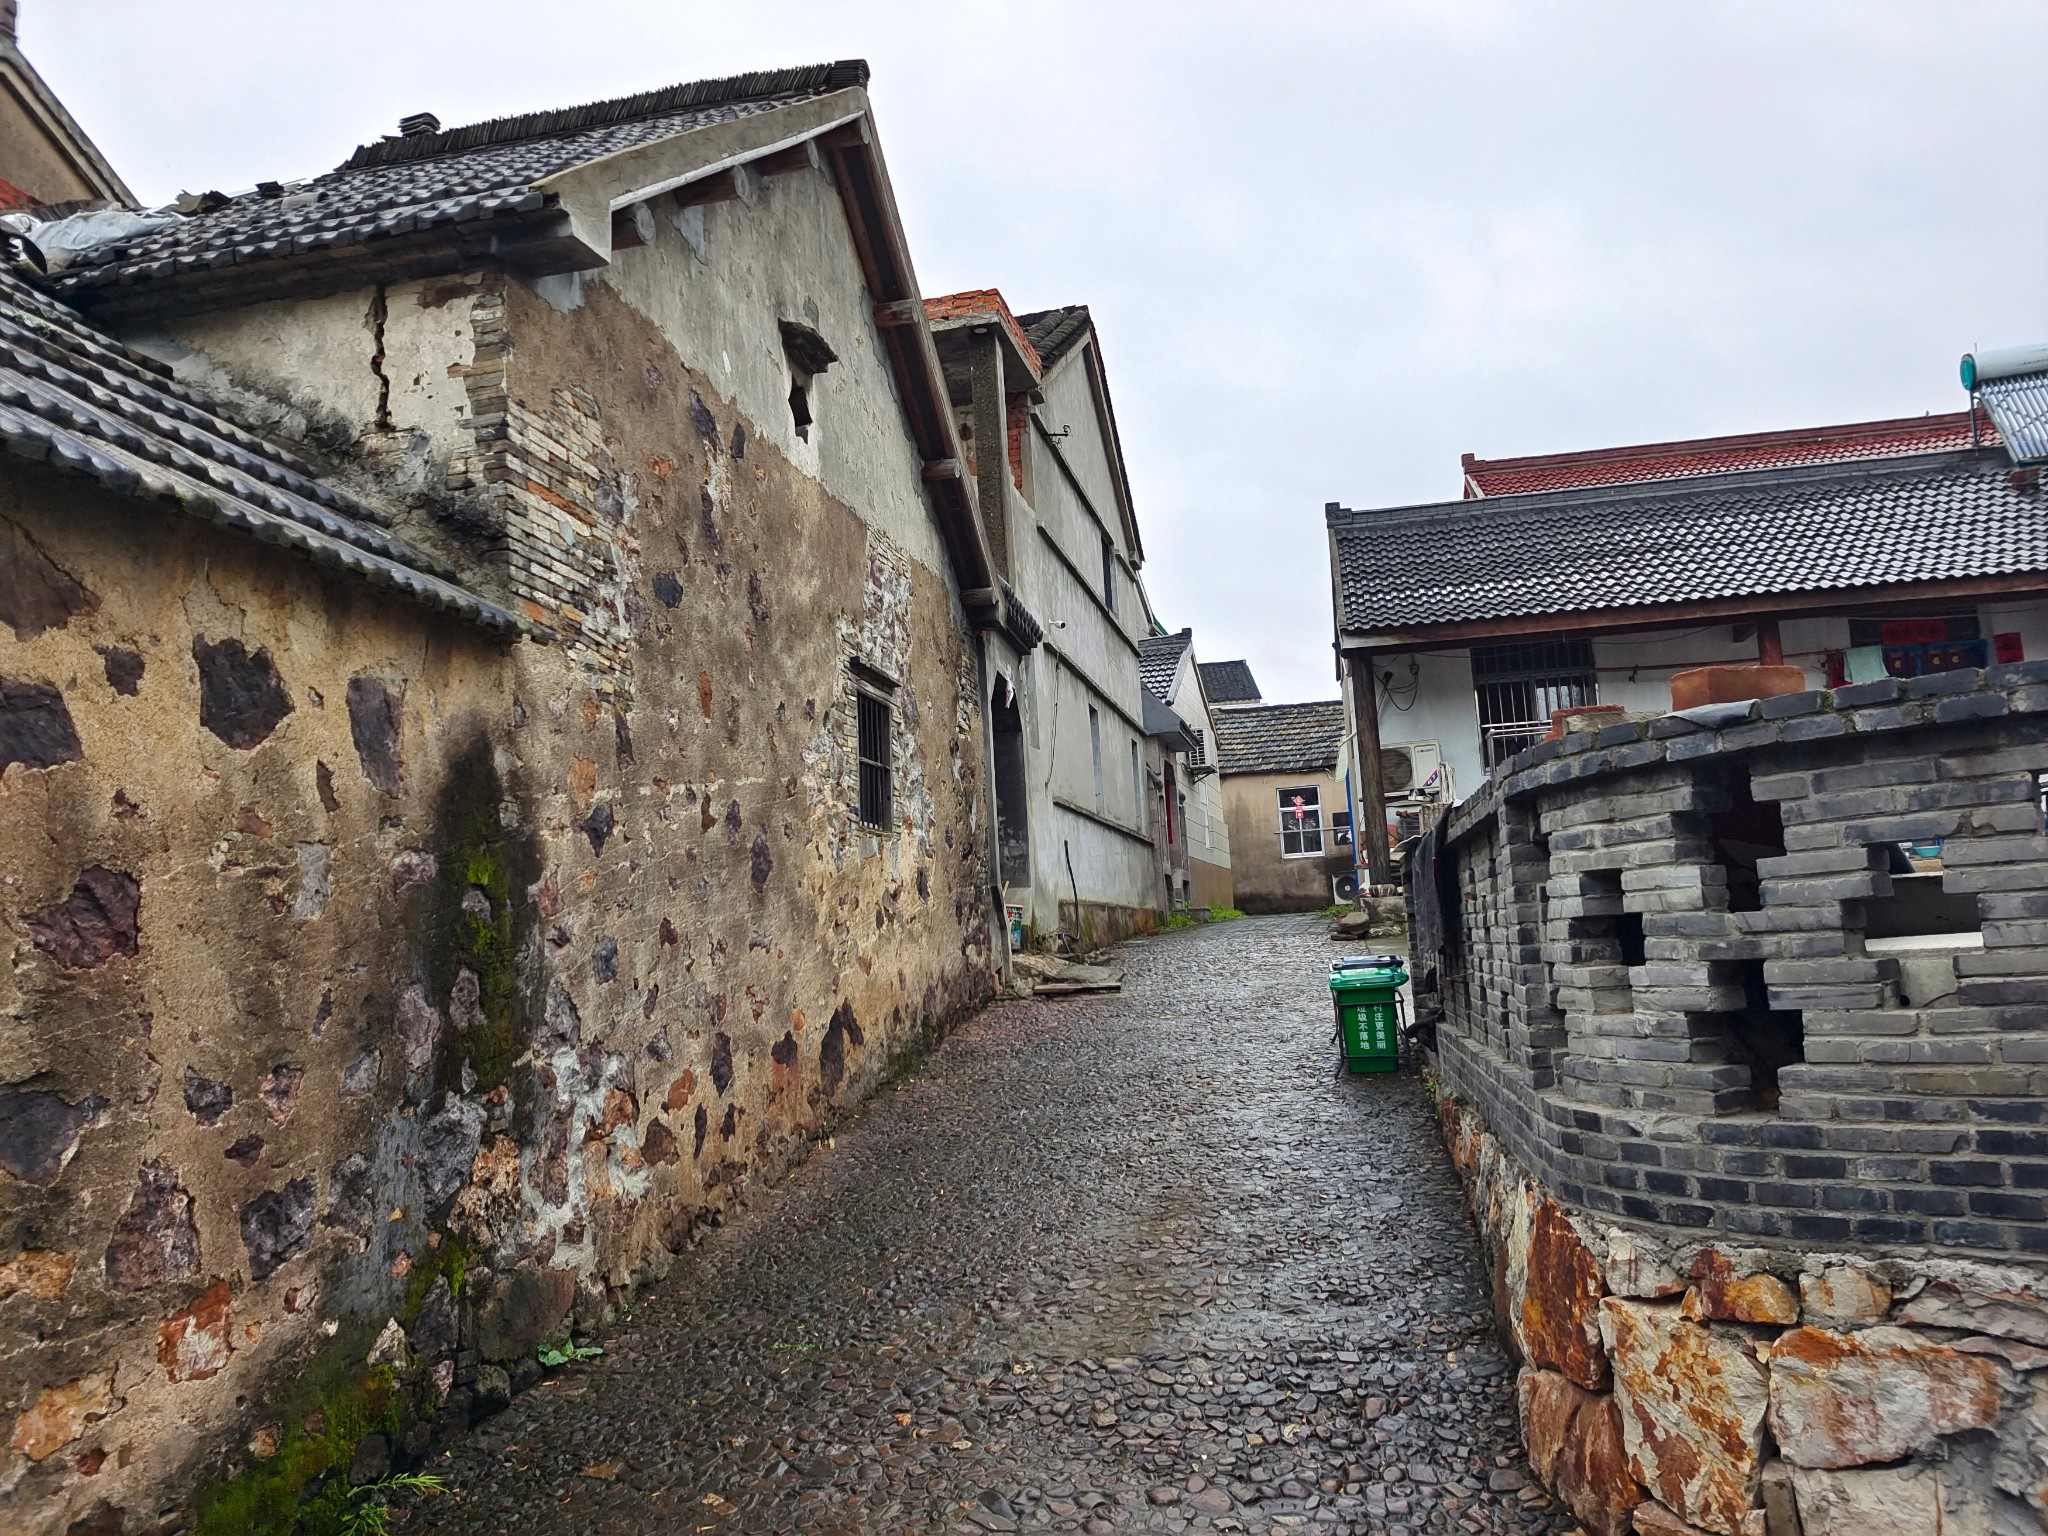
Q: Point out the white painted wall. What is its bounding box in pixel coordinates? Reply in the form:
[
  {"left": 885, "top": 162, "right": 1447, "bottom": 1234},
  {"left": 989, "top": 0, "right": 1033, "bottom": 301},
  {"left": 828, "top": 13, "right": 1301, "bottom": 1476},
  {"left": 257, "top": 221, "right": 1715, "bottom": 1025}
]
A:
[
  {"left": 1354, "top": 601, "right": 2048, "bottom": 832},
  {"left": 996, "top": 337, "right": 1160, "bottom": 930},
  {"left": 599, "top": 162, "right": 948, "bottom": 580},
  {"left": 1167, "top": 650, "right": 1232, "bottom": 875}
]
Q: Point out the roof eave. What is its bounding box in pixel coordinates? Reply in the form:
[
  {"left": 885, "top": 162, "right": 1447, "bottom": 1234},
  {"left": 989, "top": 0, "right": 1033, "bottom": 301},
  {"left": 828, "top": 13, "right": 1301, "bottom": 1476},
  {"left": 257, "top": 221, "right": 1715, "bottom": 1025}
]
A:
[
  {"left": 1327, "top": 446, "right": 2008, "bottom": 531},
  {"left": 1336, "top": 568, "right": 2048, "bottom": 653}
]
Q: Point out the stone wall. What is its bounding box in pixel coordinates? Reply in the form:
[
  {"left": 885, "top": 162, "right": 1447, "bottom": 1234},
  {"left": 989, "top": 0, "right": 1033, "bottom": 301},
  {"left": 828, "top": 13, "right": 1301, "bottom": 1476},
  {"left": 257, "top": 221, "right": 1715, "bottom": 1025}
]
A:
[
  {"left": 1410, "top": 667, "right": 2048, "bottom": 1534},
  {"left": 1, "top": 261, "right": 996, "bottom": 1533}
]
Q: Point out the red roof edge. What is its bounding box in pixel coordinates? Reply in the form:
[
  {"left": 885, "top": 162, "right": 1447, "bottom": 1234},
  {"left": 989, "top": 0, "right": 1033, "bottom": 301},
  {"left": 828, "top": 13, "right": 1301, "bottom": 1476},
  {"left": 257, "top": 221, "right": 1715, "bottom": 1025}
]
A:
[
  {"left": 1466, "top": 409, "right": 1987, "bottom": 477},
  {"left": 922, "top": 288, "right": 1043, "bottom": 379}
]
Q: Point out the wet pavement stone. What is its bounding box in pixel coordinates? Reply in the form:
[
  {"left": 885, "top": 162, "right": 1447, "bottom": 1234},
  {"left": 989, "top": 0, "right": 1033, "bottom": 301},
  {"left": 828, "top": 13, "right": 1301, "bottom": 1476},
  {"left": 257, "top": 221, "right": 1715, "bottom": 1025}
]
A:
[{"left": 407, "top": 917, "right": 1572, "bottom": 1535}]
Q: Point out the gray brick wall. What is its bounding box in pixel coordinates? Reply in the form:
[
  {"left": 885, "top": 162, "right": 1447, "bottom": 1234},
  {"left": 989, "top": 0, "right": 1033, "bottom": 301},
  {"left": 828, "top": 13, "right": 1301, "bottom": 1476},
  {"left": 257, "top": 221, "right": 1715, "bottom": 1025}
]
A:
[{"left": 1413, "top": 663, "right": 2048, "bottom": 1261}]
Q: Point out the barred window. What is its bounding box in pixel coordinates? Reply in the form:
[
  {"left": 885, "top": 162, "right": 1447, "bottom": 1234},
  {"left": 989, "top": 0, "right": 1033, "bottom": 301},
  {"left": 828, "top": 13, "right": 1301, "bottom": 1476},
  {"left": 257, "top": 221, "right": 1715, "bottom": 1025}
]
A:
[{"left": 857, "top": 692, "right": 892, "bottom": 829}]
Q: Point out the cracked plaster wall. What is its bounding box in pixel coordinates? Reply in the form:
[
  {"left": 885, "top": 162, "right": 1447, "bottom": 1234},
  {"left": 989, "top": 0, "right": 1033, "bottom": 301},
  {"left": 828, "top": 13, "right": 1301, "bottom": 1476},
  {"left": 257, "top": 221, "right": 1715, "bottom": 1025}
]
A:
[{"left": 2, "top": 166, "right": 998, "bottom": 1535}]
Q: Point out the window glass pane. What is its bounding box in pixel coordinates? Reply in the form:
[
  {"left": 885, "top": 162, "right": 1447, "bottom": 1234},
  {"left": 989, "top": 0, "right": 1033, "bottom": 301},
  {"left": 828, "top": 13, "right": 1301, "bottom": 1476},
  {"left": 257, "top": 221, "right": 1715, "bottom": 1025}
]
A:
[{"left": 1278, "top": 787, "right": 1322, "bottom": 855}]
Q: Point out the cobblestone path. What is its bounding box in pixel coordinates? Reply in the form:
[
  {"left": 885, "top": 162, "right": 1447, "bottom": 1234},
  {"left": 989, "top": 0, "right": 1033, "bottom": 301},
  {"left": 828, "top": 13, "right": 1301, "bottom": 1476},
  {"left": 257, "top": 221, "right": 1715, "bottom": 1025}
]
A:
[{"left": 409, "top": 918, "right": 1571, "bottom": 1536}]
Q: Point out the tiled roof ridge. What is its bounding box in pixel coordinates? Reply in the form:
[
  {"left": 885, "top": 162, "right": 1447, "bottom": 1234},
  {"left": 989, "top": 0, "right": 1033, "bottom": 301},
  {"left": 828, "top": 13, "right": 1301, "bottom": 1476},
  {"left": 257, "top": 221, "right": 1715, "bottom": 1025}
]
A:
[
  {"left": 0, "top": 267, "right": 532, "bottom": 637},
  {"left": 1463, "top": 408, "right": 1989, "bottom": 476},
  {"left": 0, "top": 276, "right": 392, "bottom": 523},
  {"left": 1015, "top": 304, "right": 1090, "bottom": 369},
  {"left": 1215, "top": 699, "right": 1344, "bottom": 719},
  {"left": 341, "top": 60, "right": 868, "bottom": 171},
  {"left": 1330, "top": 446, "right": 2003, "bottom": 531},
  {"left": 1210, "top": 697, "right": 1345, "bottom": 774}
]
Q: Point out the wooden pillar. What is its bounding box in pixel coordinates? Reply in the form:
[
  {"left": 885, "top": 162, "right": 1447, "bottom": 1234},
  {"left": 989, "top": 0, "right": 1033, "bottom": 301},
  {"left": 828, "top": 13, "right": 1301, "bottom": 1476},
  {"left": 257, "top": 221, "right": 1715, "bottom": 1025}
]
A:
[
  {"left": 1757, "top": 618, "right": 1783, "bottom": 668},
  {"left": 1345, "top": 653, "right": 1393, "bottom": 886}
]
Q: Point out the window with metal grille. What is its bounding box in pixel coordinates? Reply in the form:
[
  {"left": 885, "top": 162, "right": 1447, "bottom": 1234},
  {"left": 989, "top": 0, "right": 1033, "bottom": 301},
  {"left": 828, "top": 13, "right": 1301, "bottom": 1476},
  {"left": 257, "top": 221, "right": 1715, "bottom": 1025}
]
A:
[
  {"left": 1471, "top": 638, "right": 1597, "bottom": 767},
  {"left": 856, "top": 692, "right": 892, "bottom": 829}
]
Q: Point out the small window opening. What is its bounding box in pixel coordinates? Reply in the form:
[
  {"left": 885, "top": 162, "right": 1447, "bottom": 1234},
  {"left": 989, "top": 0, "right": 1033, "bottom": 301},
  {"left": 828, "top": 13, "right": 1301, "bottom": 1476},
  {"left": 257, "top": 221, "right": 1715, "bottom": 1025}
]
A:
[
  {"left": 1727, "top": 960, "right": 1805, "bottom": 1112},
  {"left": 1571, "top": 870, "right": 1637, "bottom": 1009},
  {"left": 1101, "top": 533, "right": 1117, "bottom": 612},
  {"left": 856, "top": 691, "right": 892, "bottom": 829},
  {"left": 1130, "top": 740, "right": 1145, "bottom": 833},
  {"left": 1710, "top": 766, "right": 1786, "bottom": 913},
  {"left": 1615, "top": 910, "right": 1647, "bottom": 968},
  {"left": 788, "top": 380, "right": 813, "bottom": 440}
]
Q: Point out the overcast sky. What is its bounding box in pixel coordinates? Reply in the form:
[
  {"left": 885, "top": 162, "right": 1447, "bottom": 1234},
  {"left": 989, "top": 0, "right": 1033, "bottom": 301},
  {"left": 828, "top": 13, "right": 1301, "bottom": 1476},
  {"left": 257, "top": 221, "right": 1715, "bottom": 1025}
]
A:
[{"left": 36, "top": 2, "right": 2048, "bottom": 703}]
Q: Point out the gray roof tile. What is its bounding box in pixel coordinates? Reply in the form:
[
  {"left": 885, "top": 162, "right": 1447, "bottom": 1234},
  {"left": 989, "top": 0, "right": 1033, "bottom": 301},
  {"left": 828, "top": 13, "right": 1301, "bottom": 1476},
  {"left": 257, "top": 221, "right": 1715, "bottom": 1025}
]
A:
[
  {"left": 1197, "top": 659, "right": 1261, "bottom": 704},
  {"left": 52, "top": 64, "right": 861, "bottom": 305},
  {"left": 1212, "top": 700, "right": 1344, "bottom": 775},
  {"left": 0, "top": 265, "right": 529, "bottom": 636},
  {"left": 1329, "top": 450, "right": 2048, "bottom": 633},
  {"left": 1015, "top": 305, "right": 1090, "bottom": 370},
  {"left": 1138, "top": 628, "right": 1190, "bottom": 701}
]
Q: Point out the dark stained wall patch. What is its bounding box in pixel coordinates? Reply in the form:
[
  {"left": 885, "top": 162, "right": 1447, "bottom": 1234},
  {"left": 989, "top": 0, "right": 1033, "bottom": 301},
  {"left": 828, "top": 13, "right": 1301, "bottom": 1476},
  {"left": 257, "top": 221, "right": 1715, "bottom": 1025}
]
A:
[
  {"left": 710, "top": 1032, "right": 733, "bottom": 1096},
  {"left": 345, "top": 675, "right": 404, "bottom": 794},
  {"left": 25, "top": 866, "right": 141, "bottom": 969},
  {"left": 98, "top": 647, "right": 144, "bottom": 696},
  {"left": 652, "top": 571, "right": 683, "bottom": 608},
  {"left": 239, "top": 1175, "right": 316, "bottom": 1281},
  {"left": 0, "top": 516, "right": 96, "bottom": 640},
  {"left": 0, "top": 1087, "right": 105, "bottom": 1185},
  {"left": 193, "top": 636, "right": 293, "bottom": 749},
  {"left": 0, "top": 677, "right": 83, "bottom": 775},
  {"left": 104, "top": 1160, "right": 200, "bottom": 1290},
  {"left": 181, "top": 1068, "right": 233, "bottom": 1127}
]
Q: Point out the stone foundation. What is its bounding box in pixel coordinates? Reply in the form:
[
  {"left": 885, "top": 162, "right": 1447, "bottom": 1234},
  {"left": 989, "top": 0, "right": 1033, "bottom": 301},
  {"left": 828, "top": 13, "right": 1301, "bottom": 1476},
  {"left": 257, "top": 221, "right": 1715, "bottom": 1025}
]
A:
[{"left": 1440, "top": 1093, "right": 2047, "bottom": 1534}]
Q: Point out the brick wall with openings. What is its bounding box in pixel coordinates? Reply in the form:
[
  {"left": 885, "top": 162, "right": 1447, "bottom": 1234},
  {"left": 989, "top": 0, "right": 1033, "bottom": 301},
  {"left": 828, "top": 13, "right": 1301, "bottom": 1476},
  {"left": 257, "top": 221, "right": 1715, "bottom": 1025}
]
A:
[{"left": 1409, "top": 664, "right": 2048, "bottom": 1535}]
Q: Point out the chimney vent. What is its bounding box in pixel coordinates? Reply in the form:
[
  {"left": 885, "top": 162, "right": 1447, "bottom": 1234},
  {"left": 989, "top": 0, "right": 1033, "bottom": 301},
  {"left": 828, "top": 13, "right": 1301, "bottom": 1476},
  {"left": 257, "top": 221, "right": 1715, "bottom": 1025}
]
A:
[{"left": 398, "top": 112, "right": 441, "bottom": 139}]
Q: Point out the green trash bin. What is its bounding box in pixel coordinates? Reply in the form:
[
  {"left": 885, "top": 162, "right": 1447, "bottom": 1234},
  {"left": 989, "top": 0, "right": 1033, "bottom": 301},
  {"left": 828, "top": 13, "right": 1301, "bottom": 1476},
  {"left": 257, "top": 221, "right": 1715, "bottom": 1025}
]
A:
[{"left": 1329, "top": 955, "right": 1407, "bottom": 1074}]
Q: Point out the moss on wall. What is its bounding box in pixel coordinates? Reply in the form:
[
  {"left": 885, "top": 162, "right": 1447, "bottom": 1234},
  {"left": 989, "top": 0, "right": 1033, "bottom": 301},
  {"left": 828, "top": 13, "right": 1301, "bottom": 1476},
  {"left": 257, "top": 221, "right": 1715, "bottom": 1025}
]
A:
[{"left": 424, "top": 738, "right": 533, "bottom": 1098}]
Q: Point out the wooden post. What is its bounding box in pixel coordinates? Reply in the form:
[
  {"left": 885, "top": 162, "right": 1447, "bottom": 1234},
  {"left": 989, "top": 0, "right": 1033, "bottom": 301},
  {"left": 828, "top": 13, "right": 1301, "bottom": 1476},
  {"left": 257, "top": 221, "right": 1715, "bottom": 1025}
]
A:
[
  {"left": 1757, "top": 618, "right": 1783, "bottom": 668},
  {"left": 1345, "top": 653, "right": 1393, "bottom": 886}
]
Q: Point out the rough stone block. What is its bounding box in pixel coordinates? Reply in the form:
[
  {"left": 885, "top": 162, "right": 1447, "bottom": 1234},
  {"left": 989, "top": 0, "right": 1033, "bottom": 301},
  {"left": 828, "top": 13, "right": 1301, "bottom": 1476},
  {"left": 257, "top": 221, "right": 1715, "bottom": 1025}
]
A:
[
  {"left": 1518, "top": 1368, "right": 1642, "bottom": 1536},
  {"left": 1600, "top": 1298, "right": 1769, "bottom": 1534},
  {"left": 1765, "top": 1325, "right": 1999, "bottom": 1468}
]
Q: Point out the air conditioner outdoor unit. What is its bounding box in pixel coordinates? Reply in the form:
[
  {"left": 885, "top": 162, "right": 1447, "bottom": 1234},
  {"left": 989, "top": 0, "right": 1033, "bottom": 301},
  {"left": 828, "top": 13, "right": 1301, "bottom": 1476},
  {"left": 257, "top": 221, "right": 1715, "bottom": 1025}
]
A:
[
  {"left": 1382, "top": 741, "right": 1444, "bottom": 802},
  {"left": 1332, "top": 870, "right": 1361, "bottom": 903}
]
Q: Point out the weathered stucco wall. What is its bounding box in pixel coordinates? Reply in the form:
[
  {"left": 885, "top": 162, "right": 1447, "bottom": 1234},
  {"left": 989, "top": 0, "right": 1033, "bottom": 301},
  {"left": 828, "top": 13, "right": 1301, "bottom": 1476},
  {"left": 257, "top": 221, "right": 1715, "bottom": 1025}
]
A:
[
  {"left": 3, "top": 173, "right": 998, "bottom": 1533},
  {"left": 1223, "top": 769, "right": 1346, "bottom": 912},
  {"left": 1, "top": 465, "right": 520, "bottom": 1534}
]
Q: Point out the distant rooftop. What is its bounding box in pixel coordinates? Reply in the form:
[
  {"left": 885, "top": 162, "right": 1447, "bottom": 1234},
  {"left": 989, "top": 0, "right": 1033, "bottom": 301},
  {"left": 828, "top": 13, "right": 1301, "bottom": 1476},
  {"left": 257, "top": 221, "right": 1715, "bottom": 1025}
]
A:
[
  {"left": 1461, "top": 409, "right": 1996, "bottom": 498},
  {"left": 1212, "top": 701, "right": 1345, "bottom": 776},
  {"left": 1197, "top": 659, "right": 1261, "bottom": 706}
]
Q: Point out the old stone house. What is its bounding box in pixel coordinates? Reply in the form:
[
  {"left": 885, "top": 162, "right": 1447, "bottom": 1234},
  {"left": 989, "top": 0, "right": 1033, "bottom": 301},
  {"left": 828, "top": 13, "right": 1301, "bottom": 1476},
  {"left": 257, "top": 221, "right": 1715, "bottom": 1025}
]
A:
[
  {"left": 0, "top": 58, "right": 1037, "bottom": 1535},
  {"left": 1327, "top": 405, "right": 2048, "bottom": 879},
  {"left": 1138, "top": 628, "right": 1232, "bottom": 910},
  {"left": 1212, "top": 699, "right": 1350, "bottom": 913},
  {"left": 922, "top": 288, "right": 1171, "bottom": 943}
]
